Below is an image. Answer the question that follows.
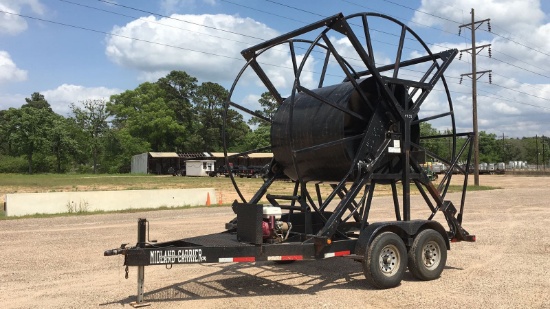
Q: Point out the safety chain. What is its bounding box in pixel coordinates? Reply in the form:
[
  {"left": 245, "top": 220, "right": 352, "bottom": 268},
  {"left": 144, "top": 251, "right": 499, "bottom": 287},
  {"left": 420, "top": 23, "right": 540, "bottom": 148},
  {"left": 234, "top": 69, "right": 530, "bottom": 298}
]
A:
[{"left": 124, "top": 265, "right": 129, "bottom": 279}]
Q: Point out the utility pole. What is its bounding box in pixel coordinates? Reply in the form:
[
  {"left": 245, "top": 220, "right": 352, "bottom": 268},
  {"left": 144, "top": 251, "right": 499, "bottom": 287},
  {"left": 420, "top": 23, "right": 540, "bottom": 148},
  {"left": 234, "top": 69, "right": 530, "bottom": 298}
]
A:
[
  {"left": 542, "top": 135, "right": 545, "bottom": 171},
  {"left": 501, "top": 132, "right": 507, "bottom": 162},
  {"left": 536, "top": 134, "right": 539, "bottom": 170},
  {"left": 459, "top": 8, "right": 491, "bottom": 186}
]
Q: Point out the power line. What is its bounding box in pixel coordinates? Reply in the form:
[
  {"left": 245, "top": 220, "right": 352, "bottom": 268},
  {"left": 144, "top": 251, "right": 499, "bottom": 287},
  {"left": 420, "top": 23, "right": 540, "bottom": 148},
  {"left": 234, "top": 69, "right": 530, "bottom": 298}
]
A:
[
  {"left": 485, "top": 82, "right": 550, "bottom": 103},
  {"left": 106, "top": 0, "right": 549, "bottom": 112},
  {"left": 381, "top": 0, "right": 550, "bottom": 59},
  {"left": 259, "top": 0, "right": 479, "bottom": 61},
  {"left": 342, "top": 0, "right": 462, "bottom": 37},
  {"left": 0, "top": 9, "right": 240, "bottom": 60},
  {"left": 477, "top": 93, "right": 550, "bottom": 110},
  {"left": 86, "top": 0, "right": 434, "bottom": 72},
  {"left": 89, "top": 0, "right": 442, "bottom": 69},
  {"left": 262, "top": 0, "right": 324, "bottom": 18},
  {"left": 496, "top": 50, "right": 548, "bottom": 74},
  {"left": 60, "top": 0, "right": 260, "bottom": 46},
  {"left": 483, "top": 27, "right": 550, "bottom": 58},
  {"left": 0, "top": 8, "right": 347, "bottom": 82},
  {"left": 477, "top": 53, "right": 550, "bottom": 80},
  {"left": 95, "top": 0, "right": 261, "bottom": 40},
  {"left": 220, "top": 0, "right": 306, "bottom": 24},
  {"left": 497, "top": 79, "right": 550, "bottom": 94},
  {"left": 238, "top": 3, "right": 550, "bottom": 112},
  {"left": 91, "top": 0, "right": 550, "bottom": 105},
  {"left": 429, "top": 82, "right": 550, "bottom": 112},
  {"left": 348, "top": 0, "right": 550, "bottom": 82},
  {"left": 382, "top": 0, "right": 461, "bottom": 24},
  {"left": 7, "top": 2, "right": 550, "bottom": 114}
]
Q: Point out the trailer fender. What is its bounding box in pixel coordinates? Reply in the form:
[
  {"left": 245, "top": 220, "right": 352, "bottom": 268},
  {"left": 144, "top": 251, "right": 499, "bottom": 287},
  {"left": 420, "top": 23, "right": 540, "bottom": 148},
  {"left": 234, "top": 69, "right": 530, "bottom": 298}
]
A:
[{"left": 354, "top": 220, "right": 450, "bottom": 258}]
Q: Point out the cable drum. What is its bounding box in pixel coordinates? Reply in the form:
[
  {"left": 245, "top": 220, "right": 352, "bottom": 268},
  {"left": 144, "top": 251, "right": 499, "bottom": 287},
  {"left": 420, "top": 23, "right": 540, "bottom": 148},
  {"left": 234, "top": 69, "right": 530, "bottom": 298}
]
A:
[
  {"left": 271, "top": 76, "right": 418, "bottom": 182},
  {"left": 272, "top": 79, "right": 365, "bottom": 181}
]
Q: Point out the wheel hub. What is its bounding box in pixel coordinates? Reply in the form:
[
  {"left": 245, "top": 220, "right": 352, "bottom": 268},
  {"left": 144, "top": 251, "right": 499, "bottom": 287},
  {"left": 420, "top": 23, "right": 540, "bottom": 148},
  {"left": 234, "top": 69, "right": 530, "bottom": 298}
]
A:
[
  {"left": 379, "top": 245, "right": 400, "bottom": 274},
  {"left": 422, "top": 241, "right": 440, "bottom": 269}
]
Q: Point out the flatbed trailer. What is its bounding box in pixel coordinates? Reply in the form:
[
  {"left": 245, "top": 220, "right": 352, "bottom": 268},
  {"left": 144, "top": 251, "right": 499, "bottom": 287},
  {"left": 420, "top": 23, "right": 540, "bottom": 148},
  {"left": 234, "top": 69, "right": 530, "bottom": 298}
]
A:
[
  {"left": 105, "top": 12, "right": 475, "bottom": 307},
  {"left": 115, "top": 214, "right": 465, "bottom": 268}
]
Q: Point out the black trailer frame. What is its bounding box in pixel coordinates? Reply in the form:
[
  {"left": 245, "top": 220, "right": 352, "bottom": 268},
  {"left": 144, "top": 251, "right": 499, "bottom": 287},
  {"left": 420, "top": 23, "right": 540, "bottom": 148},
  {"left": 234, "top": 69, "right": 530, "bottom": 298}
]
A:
[{"left": 105, "top": 12, "right": 476, "bottom": 307}]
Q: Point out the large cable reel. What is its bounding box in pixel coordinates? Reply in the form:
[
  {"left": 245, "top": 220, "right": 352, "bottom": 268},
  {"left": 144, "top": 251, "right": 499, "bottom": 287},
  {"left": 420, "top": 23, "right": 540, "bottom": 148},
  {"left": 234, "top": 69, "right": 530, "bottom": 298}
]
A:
[{"left": 223, "top": 12, "right": 472, "bottom": 240}]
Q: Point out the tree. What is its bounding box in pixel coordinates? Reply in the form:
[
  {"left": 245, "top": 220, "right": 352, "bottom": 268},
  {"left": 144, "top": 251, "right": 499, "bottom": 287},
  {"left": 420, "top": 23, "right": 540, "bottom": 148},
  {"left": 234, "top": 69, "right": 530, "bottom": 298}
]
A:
[
  {"left": 478, "top": 131, "right": 500, "bottom": 163},
  {"left": 248, "top": 91, "right": 278, "bottom": 127},
  {"left": 157, "top": 71, "right": 197, "bottom": 125},
  {"left": 23, "top": 92, "right": 53, "bottom": 111},
  {"left": 102, "top": 127, "right": 150, "bottom": 173},
  {"left": 6, "top": 92, "right": 58, "bottom": 173},
  {"left": 238, "top": 125, "right": 270, "bottom": 152},
  {"left": 501, "top": 137, "right": 522, "bottom": 162},
  {"left": 9, "top": 106, "right": 54, "bottom": 173},
  {"left": 419, "top": 122, "right": 446, "bottom": 160},
  {"left": 108, "top": 82, "right": 186, "bottom": 152},
  {"left": 50, "top": 115, "right": 79, "bottom": 173},
  {"left": 235, "top": 91, "right": 278, "bottom": 151},
  {"left": 71, "top": 99, "right": 109, "bottom": 174},
  {"left": 107, "top": 71, "right": 250, "bottom": 153},
  {"left": 0, "top": 109, "right": 18, "bottom": 155},
  {"left": 157, "top": 70, "right": 198, "bottom": 144},
  {"left": 194, "top": 82, "right": 228, "bottom": 151}
]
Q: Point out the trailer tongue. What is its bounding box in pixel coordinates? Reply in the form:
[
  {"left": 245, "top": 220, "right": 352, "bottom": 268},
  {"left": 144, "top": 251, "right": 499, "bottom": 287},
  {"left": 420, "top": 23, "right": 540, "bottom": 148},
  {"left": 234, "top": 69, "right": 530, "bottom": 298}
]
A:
[{"left": 105, "top": 12, "right": 475, "bottom": 307}]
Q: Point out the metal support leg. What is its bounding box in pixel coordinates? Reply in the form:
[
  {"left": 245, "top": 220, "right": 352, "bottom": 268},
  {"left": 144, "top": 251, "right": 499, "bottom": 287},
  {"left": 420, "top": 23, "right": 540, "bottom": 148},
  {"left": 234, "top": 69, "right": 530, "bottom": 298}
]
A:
[
  {"left": 130, "top": 219, "right": 150, "bottom": 307},
  {"left": 130, "top": 266, "right": 150, "bottom": 307}
]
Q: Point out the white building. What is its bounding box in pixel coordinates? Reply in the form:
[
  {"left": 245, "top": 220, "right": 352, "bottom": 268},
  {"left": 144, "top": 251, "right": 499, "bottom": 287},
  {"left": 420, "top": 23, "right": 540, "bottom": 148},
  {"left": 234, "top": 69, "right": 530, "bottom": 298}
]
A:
[{"left": 185, "top": 160, "right": 216, "bottom": 176}]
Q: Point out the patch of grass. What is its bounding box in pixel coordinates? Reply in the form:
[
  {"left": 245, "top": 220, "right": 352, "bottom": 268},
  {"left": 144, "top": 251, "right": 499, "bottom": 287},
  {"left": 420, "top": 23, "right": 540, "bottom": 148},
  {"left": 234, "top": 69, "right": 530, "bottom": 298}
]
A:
[
  {"left": 0, "top": 173, "right": 241, "bottom": 199},
  {"left": 0, "top": 203, "right": 231, "bottom": 220},
  {"left": 466, "top": 185, "right": 499, "bottom": 191},
  {"left": 443, "top": 184, "right": 499, "bottom": 192}
]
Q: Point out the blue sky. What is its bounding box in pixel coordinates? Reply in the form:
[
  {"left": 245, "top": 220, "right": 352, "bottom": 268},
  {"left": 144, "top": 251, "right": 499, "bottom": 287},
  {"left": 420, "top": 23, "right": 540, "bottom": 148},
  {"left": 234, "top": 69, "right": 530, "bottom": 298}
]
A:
[{"left": 0, "top": 0, "right": 549, "bottom": 137}]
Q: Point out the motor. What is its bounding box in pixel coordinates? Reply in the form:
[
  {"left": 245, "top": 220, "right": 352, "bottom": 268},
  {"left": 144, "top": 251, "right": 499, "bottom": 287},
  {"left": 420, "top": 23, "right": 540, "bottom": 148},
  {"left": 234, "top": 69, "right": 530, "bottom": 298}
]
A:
[{"left": 261, "top": 206, "right": 292, "bottom": 243}]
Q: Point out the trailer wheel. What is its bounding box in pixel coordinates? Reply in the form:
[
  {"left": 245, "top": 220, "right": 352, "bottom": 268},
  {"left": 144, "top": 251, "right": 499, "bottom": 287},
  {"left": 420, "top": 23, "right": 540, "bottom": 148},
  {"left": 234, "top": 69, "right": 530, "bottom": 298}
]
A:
[
  {"left": 408, "top": 229, "right": 447, "bottom": 281},
  {"left": 362, "top": 232, "right": 407, "bottom": 289}
]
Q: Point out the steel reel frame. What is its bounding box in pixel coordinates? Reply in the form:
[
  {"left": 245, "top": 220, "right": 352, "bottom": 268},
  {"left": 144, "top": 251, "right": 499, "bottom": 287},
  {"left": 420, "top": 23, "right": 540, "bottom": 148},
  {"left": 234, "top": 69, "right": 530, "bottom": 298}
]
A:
[{"left": 223, "top": 12, "right": 473, "bottom": 241}]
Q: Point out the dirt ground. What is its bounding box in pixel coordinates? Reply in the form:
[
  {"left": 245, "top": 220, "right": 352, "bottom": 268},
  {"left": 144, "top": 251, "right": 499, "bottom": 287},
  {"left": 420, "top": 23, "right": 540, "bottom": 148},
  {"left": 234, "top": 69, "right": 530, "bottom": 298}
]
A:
[{"left": 1, "top": 175, "right": 549, "bottom": 309}]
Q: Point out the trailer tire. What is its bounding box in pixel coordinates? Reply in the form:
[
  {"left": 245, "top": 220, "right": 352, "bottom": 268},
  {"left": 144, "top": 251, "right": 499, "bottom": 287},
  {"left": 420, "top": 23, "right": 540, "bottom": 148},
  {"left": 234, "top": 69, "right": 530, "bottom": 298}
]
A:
[
  {"left": 408, "top": 229, "right": 447, "bottom": 281},
  {"left": 362, "top": 231, "right": 407, "bottom": 289}
]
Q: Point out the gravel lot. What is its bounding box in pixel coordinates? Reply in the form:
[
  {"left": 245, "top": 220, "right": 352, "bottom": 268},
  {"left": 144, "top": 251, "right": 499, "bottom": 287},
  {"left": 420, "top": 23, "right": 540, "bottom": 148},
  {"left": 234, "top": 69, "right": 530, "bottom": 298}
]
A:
[{"left": 1, "top": 175, "right": 549, "bottom": 308}]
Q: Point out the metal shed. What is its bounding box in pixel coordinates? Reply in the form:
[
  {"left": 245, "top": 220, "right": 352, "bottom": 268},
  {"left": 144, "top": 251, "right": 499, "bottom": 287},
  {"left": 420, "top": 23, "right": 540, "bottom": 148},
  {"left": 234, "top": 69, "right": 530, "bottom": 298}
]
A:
[{"left": 130, "top": 152, "right": 180, "bottom": 174}]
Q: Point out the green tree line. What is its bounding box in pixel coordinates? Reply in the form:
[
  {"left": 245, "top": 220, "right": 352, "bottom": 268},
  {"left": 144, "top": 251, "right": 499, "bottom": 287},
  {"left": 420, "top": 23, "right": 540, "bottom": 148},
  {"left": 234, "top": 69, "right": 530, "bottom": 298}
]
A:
[
  {"left": 420, "top": 123, "right": 549, "bottom": 165},
  {"left": 0, "top": 70, "right": 547, "bottom": 174},
  {"left": 0, "top": 71, "right": 267, "bottom": 174}
]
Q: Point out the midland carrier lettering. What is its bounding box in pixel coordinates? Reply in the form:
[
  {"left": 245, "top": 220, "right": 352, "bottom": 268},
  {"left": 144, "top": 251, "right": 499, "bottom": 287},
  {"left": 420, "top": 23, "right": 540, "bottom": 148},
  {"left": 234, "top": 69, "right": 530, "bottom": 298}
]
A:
[{"left": 150, "top": 249, "right": 206, "bottom": 264}]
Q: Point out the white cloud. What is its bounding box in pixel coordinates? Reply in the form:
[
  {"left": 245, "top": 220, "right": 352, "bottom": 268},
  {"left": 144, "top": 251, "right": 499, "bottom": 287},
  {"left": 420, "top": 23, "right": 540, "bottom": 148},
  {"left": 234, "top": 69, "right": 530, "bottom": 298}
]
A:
[
  {"left": 413, "top": 0, "right": 550, "bottom": 81},
  {"left": 0, "top": 51, "right": 27, "bottom": 83},
  {"left": 413, "top": 0, "right": 550, "bottom": 137},
  {"left": 42, "top": 84, "right": 122, "bottom": 116},
  {"left": 0, "top": 0, "right": 45, "bottom": 36},
  {"left": 105, "top": 14, "right": 278, "bottom": 84},
  {"left": 413, "top": 0, "right": 544, "bottom": 32},
  {"left": 241, "top": 93, "right": 261, "bottom": 110}
]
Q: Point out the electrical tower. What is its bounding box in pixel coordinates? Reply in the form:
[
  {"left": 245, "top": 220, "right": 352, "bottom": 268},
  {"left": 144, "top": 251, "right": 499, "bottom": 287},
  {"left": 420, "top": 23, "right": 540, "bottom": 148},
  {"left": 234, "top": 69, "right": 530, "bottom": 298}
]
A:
[{"left": 459, "top": 8, "right": 492, "bottom": 186}]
